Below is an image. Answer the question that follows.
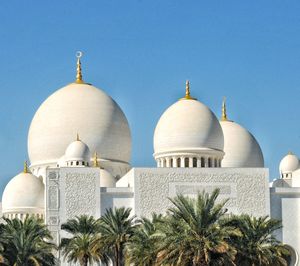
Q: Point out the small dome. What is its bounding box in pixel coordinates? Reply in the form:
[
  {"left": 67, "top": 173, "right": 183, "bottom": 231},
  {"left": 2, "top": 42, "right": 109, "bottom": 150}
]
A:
[
  {"left": 154, "top": 96, "right": 224, "bottom": 155},
  {"left": 99, "top": 168, "right": 116, "bottom": 187},
  {"left": 279, "top": 152, "right": 299, "bottom": 174},
  {"left": 220, "top": 120, "right": 264, "bottom": 167},
  {"left": 2, "top": 169, "right": 44, "bottom": 216},
  {"left": 65, "top": 138, "right": 91, "bottom": 163}
]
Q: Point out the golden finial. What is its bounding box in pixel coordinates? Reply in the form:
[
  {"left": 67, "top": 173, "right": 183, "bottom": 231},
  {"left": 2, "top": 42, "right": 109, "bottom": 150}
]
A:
[
  {"left": 23, "top": 161, "right": 28, "bottom": 173},
  {"left": 288, "top": 151, "right": 293, "bottom": 155},
  {"left": 180, "top": 80, "right": 196, "bottom": 100},
  {"left": 221, "top": 96, "right": 228, "bottom": 121},
  {"left": 76, "top": 133, "right": 80, "bottom": 141},
  {"left": 75, "top": 51, "right": 84, "bottom": 84},
  {"left": 93, "top": 152, "right": 100, "bottom": 167}
]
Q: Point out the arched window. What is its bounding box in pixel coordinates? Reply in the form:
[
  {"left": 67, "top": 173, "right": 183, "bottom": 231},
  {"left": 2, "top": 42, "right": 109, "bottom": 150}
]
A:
[
  {"left": 214, "top": 158, "right": 217, "bottom": 167},
  {"left": 208, "top": 158, "right": 212, "bottom": 168},
  {"left": 184, "top": 158, "right": 189, "bottom": 167},
  {"left": 177, "top": 158, "right": 181, "bottom": 167},
  {"left": 193, "top": 158, "right": 197, "bottom": 167},
  {"left": 170, "top": 158, "right": 173, "bottom": 167},
  {"left": 76, "top": 161, "right": 79, "bottom": 166},
  {"left": 200, "top": 158, "right": 204, "bottom": 167}
]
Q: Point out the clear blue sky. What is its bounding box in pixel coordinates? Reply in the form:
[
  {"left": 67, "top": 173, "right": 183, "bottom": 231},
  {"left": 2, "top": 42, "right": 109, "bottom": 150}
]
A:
[{"left": 0, "top": 0, "right": 300, "bottom": 195}]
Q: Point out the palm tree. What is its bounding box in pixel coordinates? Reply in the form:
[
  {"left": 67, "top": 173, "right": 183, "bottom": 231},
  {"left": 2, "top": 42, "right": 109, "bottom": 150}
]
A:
[
  {"left": 99, "top": 207, "right": 136, "bottom": 266},
  {"left": 225, "top": 214, "right": 290, "bottom": 266},
  {"left": 0, "top": 216, "right": 57, "bottom": 266},
  {"left": 157, "top": 189, "right": 238, "bottom": 266},
  {"left": 127, "top": 214, "right": 164, "bottom": 266},
  {"left": 60, "top": 215, "right": 109, "bottom": 266}
]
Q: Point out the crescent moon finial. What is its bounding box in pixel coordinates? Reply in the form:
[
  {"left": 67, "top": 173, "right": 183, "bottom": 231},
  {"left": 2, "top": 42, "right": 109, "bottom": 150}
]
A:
[
  {"left": 76, "top": 51, "right": 83, "bottom": 59},
  {"left": 75, "top": 51, "right": 84, "bottom": 83}
]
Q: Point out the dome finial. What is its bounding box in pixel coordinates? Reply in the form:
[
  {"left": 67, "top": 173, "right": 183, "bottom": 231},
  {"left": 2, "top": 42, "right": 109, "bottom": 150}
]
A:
[
  {"left": 76, "top": 133, "right": 80, "bottom": 141},
  {"left": 221, "top": 96, "right": 228, "bottom": 121},
  {"left": 75, "top": 51, "right": 84, "bottom": 84},
  {"left": 93, "top": 152, "right": 100, "bottom": 167},
  {"left": 185, "top": 80, "right": 190, "bottom": 98},
  {"left": 288, "top": 151, "right": 294, "bottom": 155},
  {"left": 23, "top": 161, "right": 28, "bottom": 173},
  {"left": 180, "top": 80, "right": 196, "bottom": 100}
]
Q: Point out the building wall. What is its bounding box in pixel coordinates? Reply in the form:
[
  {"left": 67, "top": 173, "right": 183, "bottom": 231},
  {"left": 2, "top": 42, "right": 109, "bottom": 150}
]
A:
[
  {"left": 129, "top": 167, "right": 270, "bottom": 218},
  {"left": 270, "top": 187, "right": 300, "bottom": 265}
]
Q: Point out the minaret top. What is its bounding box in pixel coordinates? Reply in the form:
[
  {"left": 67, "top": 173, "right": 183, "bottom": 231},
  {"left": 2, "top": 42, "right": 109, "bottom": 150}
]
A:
[
  {"left": 93, "top": 152, "right": 100, "bottom": 167},
  {"left": 23, "top": 161, "right": 29, "bottom": 173},
  {"left": 180, "top": 80, "right": 197, "bottom": 100},
  {"left": 221, "top": 96, "right": 228, "bottom": 121},
  {"left": 75, "top": 51, "right": 84, "bottom": 84}
]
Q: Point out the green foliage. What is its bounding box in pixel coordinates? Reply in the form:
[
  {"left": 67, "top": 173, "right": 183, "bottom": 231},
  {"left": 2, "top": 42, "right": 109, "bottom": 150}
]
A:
[
  {"left": 127, "top": 214, "right": 164, "bottom": 266},
  {"left": 156, "top": 189, "right": 238, "bottom": 266},
  {"left": 60, "top": 215, "right": 109, "bottom": 266},
  {"left": 224, "top": 214, "right": 290, "bottom": 266},
  {"left": 0, "top": 216, "right": 57, "bottom": 266},
  {"left": 99, "top": 207, "right": 136, "bottom": 266},
  {"left": 31, "top": 190, "right": 288, "bottom": 266}
]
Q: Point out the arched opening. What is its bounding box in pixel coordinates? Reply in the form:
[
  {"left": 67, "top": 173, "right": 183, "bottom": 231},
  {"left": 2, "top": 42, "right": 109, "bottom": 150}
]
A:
[
  {"left": 184, "top": 158, "right": 189, "bottom": 167},
  {"left": 208, "top": 158, "right": 212, "bottom": 168},
  {"left": 177, "top": 158, "right": 181, "bottom": 168},
  {"left": 214, "top": 158, "right": 217, "bottom": 167},
  {"left": 284, "top": 245, "right": 298, "bottom": 266},
  {"left": 170, "top": 158, "right": 174, "bottom": 167},
  {"left": 193, "top": 158, "right": 197, "bottom": 167},
  {"left": 76, "top": 161, "right": 79, "bottom": 166},
  {"left": 201, "top": 158, "right": 205, "bottom": 167}
]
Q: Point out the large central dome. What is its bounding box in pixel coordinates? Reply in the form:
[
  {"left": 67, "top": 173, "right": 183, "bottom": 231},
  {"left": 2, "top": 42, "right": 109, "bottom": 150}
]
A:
[{"left": 28, "top": 60, "right": 131, "bottom": 172}]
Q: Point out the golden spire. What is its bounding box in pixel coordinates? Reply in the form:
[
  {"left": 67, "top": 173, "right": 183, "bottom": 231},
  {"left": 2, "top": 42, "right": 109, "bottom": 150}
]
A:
[
  {"left": 75, "top": 51, "right": 84, "bottom": 84},
  {"left": 76, "top": 133, "right": 80, "bottom": 141},
  {"left": 23, "top": 161, "right": 28, "bottom": 173},
  {"left": 93, "top": 152, "right": 100, "bottom": 167},
  {"left": 221, "top": 96, "right": 228, "bottom": 121},
  {"left": 180, "top": 80, "right": 196, "bottom": 100},
  {"left": 288, "top": 151, "right": 293, "bottom": 155}
]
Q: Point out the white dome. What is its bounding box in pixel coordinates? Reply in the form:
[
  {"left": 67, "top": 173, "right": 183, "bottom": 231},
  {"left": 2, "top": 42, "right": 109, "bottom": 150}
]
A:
[
  {"left": 28, "top": 83, "right": 131, "bottom": 167},
  {"left": 220, "top": 120, "right": 264, "bottom": 167},
  {"left": 2, "top": 171, "right": 44, "bottom": 215},
  {"left": 154, "top": 99, "right": 224, "bottom": 155},
  {"left": 100, "top": 168, "right": 116, "bottom": 187},
  {"left": 65, "top": 139, "right": 91, "bottom": 162},
  {"left": 279, "top": 153, "right": 299, "bottom": 174}
]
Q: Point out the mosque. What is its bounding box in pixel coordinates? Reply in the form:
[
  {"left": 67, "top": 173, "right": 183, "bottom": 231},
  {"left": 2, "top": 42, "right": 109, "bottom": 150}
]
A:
[{"left": 1, "top": 53, "right": 300, "bottom": 265}]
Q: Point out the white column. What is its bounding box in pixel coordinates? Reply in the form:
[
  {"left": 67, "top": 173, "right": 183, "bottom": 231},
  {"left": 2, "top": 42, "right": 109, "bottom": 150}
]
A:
[
  {"left": 197, "top": 158, "right": 201, "bottom": 168},
  {"left": 166, "top": 157, "right": 171, "bottom": 167},
  {"left": 212, "top": 158, "right": 215, "bottom": 168},
  {"left": 189, "top": 157, "right": 193, "bottom": 168},
  {"left": 204, "top": 157, "right": 208, "bottom": 168},
  {"left": 180, "top": 157, "right": 185, "bottom": 167},
  {"left": 173, "top": 157, "right": 177, "bottom": 167}
]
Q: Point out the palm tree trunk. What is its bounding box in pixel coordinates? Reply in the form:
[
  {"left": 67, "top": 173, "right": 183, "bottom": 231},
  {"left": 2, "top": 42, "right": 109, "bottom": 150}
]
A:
[{"left": 80, "top": 255, "right": 88, "bottom": 266}]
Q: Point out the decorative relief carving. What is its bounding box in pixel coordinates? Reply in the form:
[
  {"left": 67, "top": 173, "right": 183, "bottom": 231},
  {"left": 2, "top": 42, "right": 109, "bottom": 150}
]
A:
[
  {"left": 65, "top": 172, "right": 97, "bottom": 219},
  {"left": 48, "top": 171, "right": 59, "bottom": 180},
  {"left": 48, "top": 186, "right": 59, "bottom": 210},
  {"left": 48, "top": 216, "right": 59, "bottom": 225},
  {"left": 134, "top": 169, "right": 268, "bottom": 219}
]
